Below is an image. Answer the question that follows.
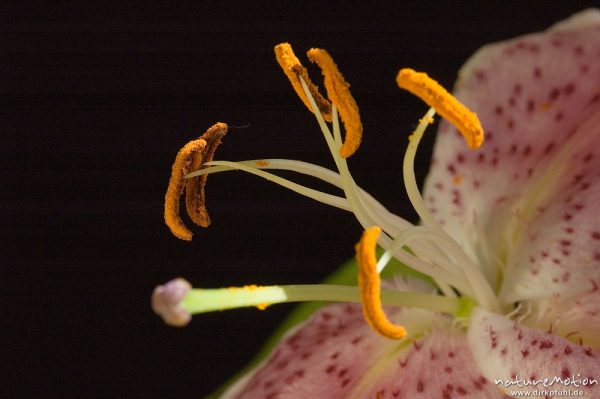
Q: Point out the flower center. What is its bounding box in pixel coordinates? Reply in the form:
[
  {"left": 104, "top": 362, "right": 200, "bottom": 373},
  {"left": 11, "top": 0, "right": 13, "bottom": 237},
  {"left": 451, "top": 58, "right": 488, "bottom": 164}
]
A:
[{"left": 155, "top": 43, "right": 500, "bottom": 340}]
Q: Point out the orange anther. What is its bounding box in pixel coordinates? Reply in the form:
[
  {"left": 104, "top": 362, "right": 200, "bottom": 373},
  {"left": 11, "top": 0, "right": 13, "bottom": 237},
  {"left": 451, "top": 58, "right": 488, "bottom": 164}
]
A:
[
  {"left": 396, "top": 68, "right": 484, "bottom": 149},
  {"left": 164, "top": 122, "right": 227, "bottom": 240},
  {"left": 274, "top": 43, "right": 332, "bottom": 121},
  {"left": 307, "top": 48, "right": 363, "bottom": 158},
  {"left": 355, "top": 227, "right": 407, "bottom": 339}
]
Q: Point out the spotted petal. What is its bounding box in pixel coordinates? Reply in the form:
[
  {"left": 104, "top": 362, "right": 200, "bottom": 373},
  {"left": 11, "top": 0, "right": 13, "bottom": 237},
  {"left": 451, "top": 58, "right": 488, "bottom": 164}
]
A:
[
  {"left": 221, "top": 303, "right": 414, "bottom": 398},
  {"left": 423, "top": 10, "right": 600, "bottom": 321},
  {"left": 221, "top": 278, "right": 501, "bottom": 398},
  {"left": 356, "top": 321, "right": 508, "bottom": 399},
  {"left": 468, "top": 308, "right": 600, "bottom": 397},
  {"left": 223, "top": 303, "right": 511, "bottom": 398}
]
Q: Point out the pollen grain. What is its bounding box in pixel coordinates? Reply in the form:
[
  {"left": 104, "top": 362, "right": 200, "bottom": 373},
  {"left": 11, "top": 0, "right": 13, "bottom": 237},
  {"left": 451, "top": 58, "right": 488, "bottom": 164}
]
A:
[
  {"left": 396, "top": 68, "right": 484, "bottom": 149},
  {"left": 256, "top": 303, "right": 270, "bottom": 310},
  {"left": 356, "top": 226, "right": 407, "bottom": 340},
  {"left": 255, "top": 160, "right": 270, "bottom": 167}
]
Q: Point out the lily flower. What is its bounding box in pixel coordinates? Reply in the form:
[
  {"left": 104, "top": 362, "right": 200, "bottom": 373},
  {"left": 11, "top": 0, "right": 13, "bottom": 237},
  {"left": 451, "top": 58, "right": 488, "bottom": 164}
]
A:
[{"left": 154, "top": 9, "right": 600, "bottom": 398}]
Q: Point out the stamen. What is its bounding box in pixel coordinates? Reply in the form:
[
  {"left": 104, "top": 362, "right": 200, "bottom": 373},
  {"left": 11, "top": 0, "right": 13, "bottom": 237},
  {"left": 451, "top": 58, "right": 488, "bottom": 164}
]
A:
[
  {"left": 163, "top": 122, "right": 227, "bottom": 240},
  {"left": 192, "top": 157, "right": 452, "bottom": 289},
  {"left": 356, "top": 226, "right": 407, "bottom": 340},
  {"left": 403, "top": 108, "right": 441, "bottom": 228},
  {"left": 187, "top": 158, "right": 413, "bottom": 236},
  {"left": 376, "top": 226, "right": 474, "bottom": 296},
  {"left": 307, "top": 48, "right": 363, "bottom": 158},
  {"left": 196, "top": 160, "right": 351, "bottom": 211},
  {"left": 396, "top": 68, "right": 484, "bottom": 149},
  {"left": 298, "top": 84, "right": 444, "bottom": 279},
  {"left": 274, "top": 43, "right": 332, "bottom": 121},
  {"left": 330, "top": 105, "right": 391, "bottom": 244},
  {"left": 298, "top": 79, "right": 393, "bottom": 246},
  {"left": 164, "top": 140, "right": 206, "bottom": 241},
  {"left": 185, "top": 123, "right": 227, "bottom": 228},
  {"left": 398, "top": 109, "right": 500, "bottom": 311},
  {"left": 379, "top": 225, "right": 501, "bottom": 312}
]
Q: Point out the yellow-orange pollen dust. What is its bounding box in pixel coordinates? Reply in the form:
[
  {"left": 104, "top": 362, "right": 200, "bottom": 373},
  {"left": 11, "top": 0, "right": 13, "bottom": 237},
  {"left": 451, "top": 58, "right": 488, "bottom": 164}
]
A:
[
  {"left": 228, "top": 285, "right": 269, "bottom": 310},
  {"left": 354, "top": 71, "right": 484, "bottom": 339},
  {"left": 396, "top": 68, "right": 484, "bottom": 149},
  {"left": 164, "top": 122, "right": 227, "bottom": 241},
  {"left": 275, "top": 43, "right": 363, "bottom": 158},
  {"left": 356, "top": 226, "right": 407, "bottom": 340}
]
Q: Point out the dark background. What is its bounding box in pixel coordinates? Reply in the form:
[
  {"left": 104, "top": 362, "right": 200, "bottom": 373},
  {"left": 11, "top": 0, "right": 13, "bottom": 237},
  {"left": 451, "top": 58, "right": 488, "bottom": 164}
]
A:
[{"left": 2, "top": 2, "right": 596, "bottom": 398}]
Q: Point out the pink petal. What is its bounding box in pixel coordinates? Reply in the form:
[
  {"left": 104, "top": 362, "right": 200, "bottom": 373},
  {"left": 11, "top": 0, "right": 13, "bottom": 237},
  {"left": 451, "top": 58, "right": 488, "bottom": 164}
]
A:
[
  {"left": 527, "top": 278, "right": 600, "bottom": 348},
  {"left": 358, "top": 325, "right": 508, "bottom": 399},
  {"left": 224, "top": 303, "right": 508, "bottom": 398},
  {"left": 223, "top": 303, "right": 409, "bottom": 398},
  {"left": 423, "top": 11, "right": 600, "bottom": 308},
  {"left": 468, "top": 308, "right": 600, "bottom": 397}
]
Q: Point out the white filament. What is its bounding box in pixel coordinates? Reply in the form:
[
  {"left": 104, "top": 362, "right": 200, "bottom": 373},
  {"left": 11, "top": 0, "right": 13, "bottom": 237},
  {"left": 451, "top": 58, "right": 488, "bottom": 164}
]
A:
[
  {"left": 182, "top": 75, "right": 503, "bottom": 311},
  {"left": 298, "top": 78, "right": 394, "bottom": 248},
  {"left": 403, "top": 108, "right": 443, "bottom": 229}
]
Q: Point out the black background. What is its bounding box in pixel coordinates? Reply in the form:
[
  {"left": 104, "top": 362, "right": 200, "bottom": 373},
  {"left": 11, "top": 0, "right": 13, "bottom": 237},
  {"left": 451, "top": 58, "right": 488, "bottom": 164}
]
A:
[{"left": 3, "top": 2, "right": 597, "bottom": 398}]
